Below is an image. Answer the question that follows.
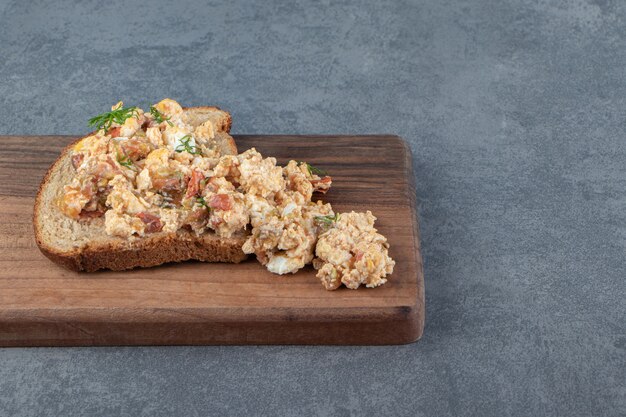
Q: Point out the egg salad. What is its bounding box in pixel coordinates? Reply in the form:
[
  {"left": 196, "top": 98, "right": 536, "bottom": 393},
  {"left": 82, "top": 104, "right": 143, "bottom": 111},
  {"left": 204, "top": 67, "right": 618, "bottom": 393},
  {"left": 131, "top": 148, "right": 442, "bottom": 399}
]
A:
[
  {"left": 313, "top": 211, "right": 395, "bottom": 290},
  {"left": 59, "top": 99, "right": 394, "bottom": 289}
]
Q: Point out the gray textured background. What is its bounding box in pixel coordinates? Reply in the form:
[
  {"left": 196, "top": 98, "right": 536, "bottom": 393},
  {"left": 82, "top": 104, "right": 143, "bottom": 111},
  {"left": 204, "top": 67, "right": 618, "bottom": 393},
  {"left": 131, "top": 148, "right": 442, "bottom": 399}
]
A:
[{"left": 1, "top": 0, "right": 625, "bottom": 416}]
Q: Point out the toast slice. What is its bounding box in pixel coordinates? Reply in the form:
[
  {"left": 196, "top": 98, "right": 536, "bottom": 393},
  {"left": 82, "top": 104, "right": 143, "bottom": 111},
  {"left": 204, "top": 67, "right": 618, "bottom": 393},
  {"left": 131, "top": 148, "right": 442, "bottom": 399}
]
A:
[{"left": 33, "top": 106, "right": 248, "bottom": 272}]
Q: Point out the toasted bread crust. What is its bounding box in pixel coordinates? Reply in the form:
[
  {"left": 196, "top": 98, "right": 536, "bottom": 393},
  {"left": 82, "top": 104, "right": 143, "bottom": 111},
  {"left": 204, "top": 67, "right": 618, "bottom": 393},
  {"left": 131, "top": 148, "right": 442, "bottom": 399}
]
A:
[
  {"left": 182, "top": 106, "right": 232, "bottom": 132},
  {"left": 33, "top": 136, "right": 82, "bottom": 269},
  {"left": 34, "top": 106, "right": 246, "bottom": 272},
  {"left": 36, "top": 230, "right": 247, "bottom": 272}
]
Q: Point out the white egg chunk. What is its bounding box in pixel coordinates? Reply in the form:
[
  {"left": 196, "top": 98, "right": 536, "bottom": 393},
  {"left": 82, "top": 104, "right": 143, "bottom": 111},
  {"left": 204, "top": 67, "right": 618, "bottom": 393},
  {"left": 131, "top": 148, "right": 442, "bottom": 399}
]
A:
[
  {"left": 162, "top": 126, "right": 196, "bottom": 153},
  {"left": 281, "top": 202, "right": 298, "bottom": 217},
  {"left": 119, "top": 115, "right": 141, "bottom": 137},
  {"left": 266, "top": 253, "right": 300, "bottom": 275}
]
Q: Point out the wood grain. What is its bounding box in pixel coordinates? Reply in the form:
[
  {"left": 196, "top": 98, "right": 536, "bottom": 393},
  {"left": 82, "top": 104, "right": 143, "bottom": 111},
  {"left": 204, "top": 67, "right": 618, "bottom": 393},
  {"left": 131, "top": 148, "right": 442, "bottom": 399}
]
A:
[{"left": 0, "top": 135, "right": 424, "bottom": 345}]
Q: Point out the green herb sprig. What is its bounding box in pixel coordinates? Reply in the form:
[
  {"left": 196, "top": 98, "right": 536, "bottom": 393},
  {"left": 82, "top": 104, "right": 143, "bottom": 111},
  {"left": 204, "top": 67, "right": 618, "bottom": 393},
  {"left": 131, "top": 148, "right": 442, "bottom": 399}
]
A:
[
  {"left": 175, "top": 135, "right": 201, "bottom": 155},
  {"left": 88, "top": 106, "right": 138, "bottom": 132},
  {"left": 149, "top": 106, "right": 174, "bottom": 126},
  {"left": 116, "top": 153, "right": 135, "bottom": 169},
  {"left": 314, "top": 213, "right": 340, "bottom": 227},
  {"left": 195, "top": 196, "right": 212, "bottom": 211},
  {"left": 298, "top": 161, "right": 328, "bottom": 176}
]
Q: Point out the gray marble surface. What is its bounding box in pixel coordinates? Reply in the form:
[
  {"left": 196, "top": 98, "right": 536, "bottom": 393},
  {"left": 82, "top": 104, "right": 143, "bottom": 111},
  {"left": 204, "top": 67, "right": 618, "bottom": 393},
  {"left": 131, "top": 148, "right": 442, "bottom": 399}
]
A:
[{"left": 1, "top": 0, "right": 625, "bottom": 416}]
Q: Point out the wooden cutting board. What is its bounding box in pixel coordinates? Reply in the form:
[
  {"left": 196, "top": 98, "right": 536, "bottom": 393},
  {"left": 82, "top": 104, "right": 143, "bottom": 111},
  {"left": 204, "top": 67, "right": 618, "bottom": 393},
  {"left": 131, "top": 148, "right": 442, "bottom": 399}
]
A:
[{"left": 0, "top": 135, "right": 424, "bottom": 346}]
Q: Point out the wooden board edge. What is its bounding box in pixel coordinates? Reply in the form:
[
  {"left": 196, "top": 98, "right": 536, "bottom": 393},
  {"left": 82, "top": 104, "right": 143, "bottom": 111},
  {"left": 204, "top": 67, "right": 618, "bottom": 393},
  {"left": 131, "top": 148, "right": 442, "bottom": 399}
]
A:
[
  {"left": 396, "top": 135, "right": 426, "bottom": 341},
  {"left": 0, "top": 305, "right": 420, "bottom": 346}
]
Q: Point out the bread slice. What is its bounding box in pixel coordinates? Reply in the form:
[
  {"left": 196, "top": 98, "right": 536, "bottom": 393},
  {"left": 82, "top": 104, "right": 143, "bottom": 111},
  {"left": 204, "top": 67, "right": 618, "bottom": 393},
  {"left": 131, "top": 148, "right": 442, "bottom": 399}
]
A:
[{"left": 33, "top": 106, "right": 248, "bottom": 272}]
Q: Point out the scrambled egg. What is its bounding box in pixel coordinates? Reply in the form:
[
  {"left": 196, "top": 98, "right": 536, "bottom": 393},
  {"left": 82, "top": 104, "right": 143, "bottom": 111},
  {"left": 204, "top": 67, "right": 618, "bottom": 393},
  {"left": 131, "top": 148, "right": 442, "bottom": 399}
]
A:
[
  {"left": 59, "top": 98, "right": 394, "bottom": 289},
  {"left": 60, "top": 99, "right": 232, "bottom": 236},
  {"left": 313, "top": 211, "right": 395, "bottom": 290},
  {"left": 242, "top": 194, "right": 334, "bottom": 275}
]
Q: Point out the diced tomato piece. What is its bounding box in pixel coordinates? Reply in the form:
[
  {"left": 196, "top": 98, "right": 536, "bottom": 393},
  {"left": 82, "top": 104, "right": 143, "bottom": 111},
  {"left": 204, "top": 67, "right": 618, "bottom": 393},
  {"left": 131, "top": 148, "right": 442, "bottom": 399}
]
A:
[
  {"left": 185, "top": 170, "right": 205, "bottom": 198},
  {"left": 311, "top": 176, "right": 332, "bottom": 186},
  {"left": 120, "top": 137, "right": 152, "bottom": 160},
  {"left": 208, "top": 194, "right": 232, "bottom": 211},
  {"left": 137, "top": 212, "right": 163, "bottom": 233},
  {"left": 107, "top": 127, "right": 121, "bottom": 137},
  {"left": 310, "top": 176, "right": 332, "bottom": 194},
  {"left": 185, "top": 206, "right": 209, "bottom": 230},
  {"left": 71, "top": 153, "right": 84, "bottom": 170},
  {"left": 79, "top": 209, "right": 104, "bottom": 219},
  {"left": 152, "top": 177, "right": 182, "bottom": 191},
  {"left": 187, "top": 206, "right": 208, "bottom": 222},
  {"left": 93, "top": 157, "right": 122, "bottom": 182}
]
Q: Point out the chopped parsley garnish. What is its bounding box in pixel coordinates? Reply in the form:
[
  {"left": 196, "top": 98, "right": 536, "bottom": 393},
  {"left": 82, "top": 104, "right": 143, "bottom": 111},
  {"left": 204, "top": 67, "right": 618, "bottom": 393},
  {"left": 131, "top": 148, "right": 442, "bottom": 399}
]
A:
[
  {"left": 88, "top": 105, "right": 138, "bottom": 132},
  {"left": 195, "top": 196, "right": 211, "bottom": 211},
  {"left": 175, "top": 135, "right": 201, "bottom": 155},
  {"left": 298, "top": 161, "right": 328, "bottom": 176},
  {"left": 314, "top": 213, "right": 340, "bottom": 227},
  {"left": 149, "top": 106, "right": 174, "bottom": 126},
  {"left": 116, "top": 153, "right": 134, "bottom": 169}
]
